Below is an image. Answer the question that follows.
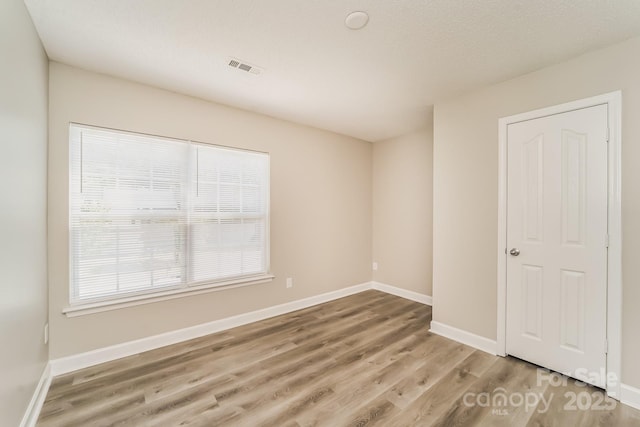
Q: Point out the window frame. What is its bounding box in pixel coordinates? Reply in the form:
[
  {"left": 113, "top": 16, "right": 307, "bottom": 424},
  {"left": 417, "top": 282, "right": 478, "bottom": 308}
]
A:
[{"left": 66, "top": 123, "right": 273, "bottom": 316}]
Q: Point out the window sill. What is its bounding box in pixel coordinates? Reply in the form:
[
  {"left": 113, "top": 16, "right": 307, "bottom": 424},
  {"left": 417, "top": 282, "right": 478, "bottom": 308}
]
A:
[{"left": 62, "top": 274, "right": 275, "bottom": 317}]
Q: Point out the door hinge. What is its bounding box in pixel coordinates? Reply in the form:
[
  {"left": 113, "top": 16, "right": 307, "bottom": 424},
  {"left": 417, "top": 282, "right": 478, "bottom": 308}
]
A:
[
  {"left": 605, "top": 234, "right": 610, "bottom": 248},
  {"left": 606, "top": 125, "right": 610, "bottom": 143},
  {"left": 605, "top": 339, "right": 608, "bottom": 354}
]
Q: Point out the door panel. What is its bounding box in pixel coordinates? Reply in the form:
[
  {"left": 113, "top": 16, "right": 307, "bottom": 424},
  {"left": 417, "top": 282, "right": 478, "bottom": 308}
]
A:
[
  {"left": 560, "top": 269, "right": 585, "bottom": 352},
  {"left": 521, "top": 264, "right": 543, "bottom": 340},
  {"left": 562, "top": 130, "right": 587, "bottom": 246},
  {"left": 523, "top": 134, "right": 544, "bottom": 242},
  {"left": 506, "top": 104, "right": 608, "bottom": 388}
]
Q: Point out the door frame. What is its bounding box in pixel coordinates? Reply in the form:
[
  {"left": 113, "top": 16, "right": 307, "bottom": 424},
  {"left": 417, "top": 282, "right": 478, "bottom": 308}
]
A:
[{"left": 496, "top": 91, "right": 622, "bottom": 398}]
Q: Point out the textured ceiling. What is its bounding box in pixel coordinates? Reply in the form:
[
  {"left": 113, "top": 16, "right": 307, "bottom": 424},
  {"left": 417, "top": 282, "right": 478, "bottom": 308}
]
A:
[{"left": 24, "top": 0, "right": 640, "bottom": 141}]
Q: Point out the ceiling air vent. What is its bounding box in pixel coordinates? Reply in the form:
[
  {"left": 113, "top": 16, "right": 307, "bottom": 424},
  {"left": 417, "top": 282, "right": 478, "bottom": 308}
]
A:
[{"left": 227, "top": 57, "right": 263, "bottom": 75}]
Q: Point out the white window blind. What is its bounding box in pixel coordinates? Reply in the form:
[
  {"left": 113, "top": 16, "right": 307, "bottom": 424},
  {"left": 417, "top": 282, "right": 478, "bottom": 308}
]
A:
[{"left": 69, "top": 124, "right": 269, "bottom": 304}]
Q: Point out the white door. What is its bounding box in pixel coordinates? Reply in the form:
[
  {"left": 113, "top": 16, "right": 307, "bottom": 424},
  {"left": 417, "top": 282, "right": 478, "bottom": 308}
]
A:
[{"left": 506, "top": 104, "right": 608, "bottom": 388}]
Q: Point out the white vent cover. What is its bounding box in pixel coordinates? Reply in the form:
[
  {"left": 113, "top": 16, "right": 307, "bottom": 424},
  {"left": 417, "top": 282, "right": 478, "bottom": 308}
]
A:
[{"left": 228, "top": 57, "right": 263, "bottom": 75}]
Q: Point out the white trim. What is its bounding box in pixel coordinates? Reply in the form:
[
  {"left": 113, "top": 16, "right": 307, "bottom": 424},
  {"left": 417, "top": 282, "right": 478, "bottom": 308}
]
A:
[
  {"left": 429, "top": 321, "right": 497, "bottom": 355},
  {"left": 496, "top": 91, "right": 623, "bottom": 398},
  {"left": 605, "top": 91, "right": 623, "bottom": 399},
  {"left": 371, "top": 281, "right": 432, "bottom": 305},
  {"left": 19, "top": 363, "right": 51, "bottom": 427},
  {"left": 50, "top": 281, "right": 435, "bottom": 376},
  {"left": 497, "top": 114, "right": 508, "bottom": 357},
  {"left": 621, "top": 383, "right": 640, "bottom": 411},
  {"left": 63, "top": 274, "right": 275, "bottom": 317},
  {"left": 50, "top": 282, "right": 370, "bottom": 375}
]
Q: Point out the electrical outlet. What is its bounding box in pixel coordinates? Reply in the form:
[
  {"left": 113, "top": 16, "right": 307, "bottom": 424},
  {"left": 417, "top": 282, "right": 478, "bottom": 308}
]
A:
[
  {"left": 44, "top": 323, "right": 49, "bottom": 345},
  {"left": 372, "top": 262, "right": 378, "bottom": 271},
  {"left": 286, "top": 278, "right": 293, "bottom": 288}
]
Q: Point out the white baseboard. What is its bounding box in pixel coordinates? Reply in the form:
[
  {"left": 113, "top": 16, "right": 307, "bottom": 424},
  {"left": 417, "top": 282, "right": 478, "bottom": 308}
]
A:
[
  {"left": 429, "top": 321, "right": 497, "bottom": 355},
  {"left": 17, "top": 280, "right": 431, "bottom": 424},
  {"left": 19, "top": 363, "right": 51, "bottom": 427},
  {"left": 371, "top": 281, "right": 432, "bottom": 305},
  {"left": 50, "top": 282, "right": 371, "bottom": 376},
  {"left": 621, "top": 383, "right": 640, "bottom": 411},
  {"left": 50, "top": 280, "right": 434, "bottom": 376}
]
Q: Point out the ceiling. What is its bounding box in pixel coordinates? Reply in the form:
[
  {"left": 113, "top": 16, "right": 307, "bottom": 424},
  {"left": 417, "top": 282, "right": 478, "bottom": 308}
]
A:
[{"left": 24, "top": 1, "right": 640, "bottom": 142}]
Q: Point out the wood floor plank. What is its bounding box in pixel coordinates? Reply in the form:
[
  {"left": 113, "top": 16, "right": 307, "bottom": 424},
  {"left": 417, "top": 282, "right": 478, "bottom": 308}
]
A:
[
  {"left": 298, "top": 349, "right": 431, "bottom": 426},
  {"left": 37, "top": 291, "right": 640, "bottom": 427},
  {"left": 201, "top": 309, "right": 432, "bottom": 425},
  {"left": 382, "top": 339, "right": 475, "bottom": 410},
  {"left": 41, "top": 336, "right": 298, "bottom": 417},
  {"left": 526, "top": 378, "right": 640, "bottom": 427},
  {"left": 264, "top": 330, "right": 438, "bottom": 427},
  {"left": 385, "top": 350, "right": 498, "bottom": 426},
  {"left": 51, "top": 291, "right": 389, "bottom": 399},
  {"left": 430, "top": 356, "right": 545, "bottom": 427},
  {"left": 160, "top": 303, "right": 428, "bottom": 425},
  {"left": 343, "top": 395, "right": 399, "bottom": 427},
  {"left": 44, "top": 293, "right": 388, "bottom": 408}
]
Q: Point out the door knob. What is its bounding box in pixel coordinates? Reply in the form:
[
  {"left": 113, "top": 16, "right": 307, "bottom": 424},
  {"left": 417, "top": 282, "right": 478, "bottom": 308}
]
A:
[{"left": 510, "top": 248, "right": 520, "bottom": 256}]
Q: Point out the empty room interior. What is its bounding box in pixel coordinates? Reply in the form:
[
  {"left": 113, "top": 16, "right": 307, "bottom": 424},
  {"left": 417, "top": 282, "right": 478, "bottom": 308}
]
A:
[{"left": 4, "top": 0, "right": 640, "bottom": 426}]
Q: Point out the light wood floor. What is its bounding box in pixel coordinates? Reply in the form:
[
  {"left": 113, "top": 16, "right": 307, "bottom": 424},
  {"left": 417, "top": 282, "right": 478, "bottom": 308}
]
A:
[{"left": 38, "top": 290, "right": 640, "bottom": 426}]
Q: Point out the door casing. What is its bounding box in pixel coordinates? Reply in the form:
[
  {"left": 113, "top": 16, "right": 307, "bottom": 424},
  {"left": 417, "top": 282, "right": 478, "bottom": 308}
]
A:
[{"left": 497, "top": 91, "right": 622, "bottom": 399}]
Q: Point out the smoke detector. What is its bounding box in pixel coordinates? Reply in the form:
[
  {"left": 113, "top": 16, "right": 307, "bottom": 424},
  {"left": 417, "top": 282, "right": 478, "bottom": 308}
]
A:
[
  {"left": 227, "top": 57, "right": 263, "bottom": 75},
  {"left": 345, "top": 11, "right": 369, "bottom": 30}
]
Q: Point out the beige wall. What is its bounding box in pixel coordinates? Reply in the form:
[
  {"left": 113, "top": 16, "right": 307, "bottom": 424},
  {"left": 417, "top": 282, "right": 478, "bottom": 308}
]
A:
[
  {"left": 0, "top": 0, "right": 49, "bottom": 425},
  {"left": 433, "top": 36, "right": 640, "bottom": 388},
  {"left": 372, "top": 127, "right": 433, "bottom": 296},
  {"left": 48, "top": 63, "right": 372, "bottom": 358}
]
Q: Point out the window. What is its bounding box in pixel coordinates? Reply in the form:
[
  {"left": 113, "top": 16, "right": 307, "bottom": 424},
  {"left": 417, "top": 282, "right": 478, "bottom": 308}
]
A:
[{"left": 69, "top": 124, "right": 270, "bottom": 304}]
